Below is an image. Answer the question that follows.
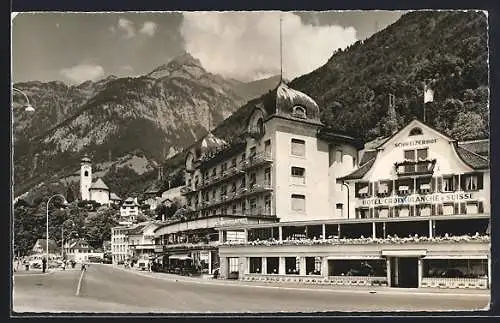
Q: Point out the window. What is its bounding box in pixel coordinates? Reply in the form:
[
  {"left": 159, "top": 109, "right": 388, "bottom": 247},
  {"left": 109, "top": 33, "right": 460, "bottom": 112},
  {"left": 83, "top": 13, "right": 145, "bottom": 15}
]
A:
[
  {"left": 291, "top": 138, "right": 306, "bottom": 156},
  {"left": 249, "top": 257, "right": 262, "bottom": 273},
  {"left": 356, "top": 208, "right": 369, "bottom": 219},
  {"left": 232, "top": 204, "right": 237, "bottom": 214},
  {"left": 249, "top": 172, "right": 256, "bottom": 187},
  {"left": 231, "top": 158, "right": 237, "bottom": 168},
  {"left": 442, "top": 176, "right": 454, "bottom": 192},
  {"left": 264, "top": 167, "right": 271, "bottom": 186},
  {"left": 409, "top": 127, "right": 423, "bottom": 136},
  {"left": 229, "top": 257, "right": 239, "bottom": 273},
  {"left": 291, "top": 194, "right": 306, "bottom": 212},
  {"left": 292, "top": 106, "right": 307, "bottom": 119},
  {"left": 257, "top": 118, "right": 264, "bottom": 134},
  {"left": 353, "top": 157, "right": 357, "bottom": 168},
  {"left": 84, "top": 171, "right": 89, "bottom": 176},
  {"left": 336, "top": 203, "right": 343, "bottom": 217},
  {"left": 241, "top": 152, "right": 246, "bottom": 163},
  {"left": 464, "top": 174, "right": 479, "bottom": 191},
  {"left": 222, "top": 162, "right": 227, "bottom": 174},
  {"left": 250, "top": 198, "right": 257, "bottom": 213},
  {"left": 264, "top": 195, "right": 271, "bottom": 214},
  {"left": 285, "top": 257, "right": 300, "bottom": 274},
  {"left": 211, "top": 168, "right": 216, "bottom": 177},
  {"left": 291, "top": 166, "right": 305, "bottom": 184},
  {"left": 212, "top": 190, "right": 216, "bottom": 199},
  {"left": 264, "top": 140, "right": 271, "bottom": 154},
  {"left": 267, "top": 257, "right": 279, "bottom": 274},
  {"left": 335, "top": 150, "right": 343, "bottom": 163},
  {"left": 241, "top": 200, "right": 246, "bottom": 212},
  {"left": 231, "top": 182, "right": 237, "bottom": 193}
]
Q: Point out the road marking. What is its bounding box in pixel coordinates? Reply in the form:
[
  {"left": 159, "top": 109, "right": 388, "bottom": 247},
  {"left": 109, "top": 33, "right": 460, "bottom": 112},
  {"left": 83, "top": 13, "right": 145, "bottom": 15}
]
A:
[
  {"left": 106, "top": 265, "right": 489, "bottom": 298},
  {"left": 75, "top": 269, "right": 86, "bottom": 296}
]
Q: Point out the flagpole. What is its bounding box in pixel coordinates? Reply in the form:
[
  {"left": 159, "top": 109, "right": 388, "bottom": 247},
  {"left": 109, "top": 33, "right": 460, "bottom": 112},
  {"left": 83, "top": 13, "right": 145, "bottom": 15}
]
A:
[{"left": 423, "top": 83, "right": 426, "bottom": 122}]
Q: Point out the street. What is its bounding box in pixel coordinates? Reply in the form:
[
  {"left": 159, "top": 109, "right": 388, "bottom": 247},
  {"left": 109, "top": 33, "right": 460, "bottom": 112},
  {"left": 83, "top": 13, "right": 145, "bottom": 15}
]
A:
[{"left": 13, "top": 264, "right": 490, "bottom": 313}]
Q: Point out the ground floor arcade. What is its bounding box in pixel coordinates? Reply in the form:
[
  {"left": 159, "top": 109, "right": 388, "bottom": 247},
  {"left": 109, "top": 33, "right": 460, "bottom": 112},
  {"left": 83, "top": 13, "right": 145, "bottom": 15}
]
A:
[{"left": 218, "top": 240, "right": 490, "bottom": 289}]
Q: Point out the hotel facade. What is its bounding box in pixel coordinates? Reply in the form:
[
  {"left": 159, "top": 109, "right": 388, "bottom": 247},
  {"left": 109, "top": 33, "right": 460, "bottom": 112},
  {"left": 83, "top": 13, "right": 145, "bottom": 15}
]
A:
[{"left": 148, "top": 81, "right": 489, "bottom": 289}]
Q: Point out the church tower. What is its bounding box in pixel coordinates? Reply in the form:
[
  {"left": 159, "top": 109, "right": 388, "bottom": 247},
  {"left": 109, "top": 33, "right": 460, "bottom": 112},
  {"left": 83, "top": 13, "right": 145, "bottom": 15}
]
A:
[{"left": 80, "top": 154, "right": 92, "bottom": 201}]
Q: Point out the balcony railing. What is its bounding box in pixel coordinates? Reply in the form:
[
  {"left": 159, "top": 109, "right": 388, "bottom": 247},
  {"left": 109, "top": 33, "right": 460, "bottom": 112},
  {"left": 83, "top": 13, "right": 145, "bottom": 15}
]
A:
[
  {"left": 394, "top": 159, "right": 436, "bottom": 176},
  {"left": 242, "top": 153, "right": 273, "bottom": 170},
  {"left": 199, "top": 167, "right": 246, "bottom": 190}
]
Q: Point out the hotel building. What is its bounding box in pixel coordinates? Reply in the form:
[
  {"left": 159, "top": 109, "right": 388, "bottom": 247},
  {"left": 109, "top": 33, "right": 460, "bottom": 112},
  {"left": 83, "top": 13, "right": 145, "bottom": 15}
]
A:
[
  {"left": 152, "top": 81, "right": 361, "bottom": 275},
  {"left": 216, "top": 118, "right": 490, "bottom": 289}
]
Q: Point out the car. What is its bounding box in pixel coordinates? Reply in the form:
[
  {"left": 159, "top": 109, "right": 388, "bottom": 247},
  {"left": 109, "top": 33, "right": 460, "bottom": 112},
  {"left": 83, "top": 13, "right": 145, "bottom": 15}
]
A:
[{"left": 137, "top": 260, "right": 148, "bottom": 271}]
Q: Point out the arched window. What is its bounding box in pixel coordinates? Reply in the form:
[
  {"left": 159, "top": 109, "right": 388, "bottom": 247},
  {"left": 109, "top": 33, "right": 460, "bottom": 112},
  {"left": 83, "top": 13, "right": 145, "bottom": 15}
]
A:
[
  {"left": 84, "top": 171, "right": 89, "bottom": 176},
  {"left": 409, "top": 127, "right": 423, "bottom": 136},
  {"left": 292, "top": 106, "right": 307, "bottom": 119}
]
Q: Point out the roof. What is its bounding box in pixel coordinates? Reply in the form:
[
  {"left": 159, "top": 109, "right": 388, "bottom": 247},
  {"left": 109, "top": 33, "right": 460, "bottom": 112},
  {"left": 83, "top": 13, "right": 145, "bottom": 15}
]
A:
[
  {"left": 127, "top": 224, "right": 147, "bottom": 235},
  {"left": 458, "top": 139, "right": 489, "bottom": 158},
  {"left": 339, "top": 157, "right": 377, "bottom": 181},
  {"left": 359, "top": 150, "right": 378, "bottom": 165},
  {"left": 66, "top": 238, "right": 90, "bottom": 249},
  {"left": 144, "top": 182, "right": 163, "bottom": 195},
  {"left": 123, "top": 197, "right": 139, "bottom": 206},
  {"left": 89, "top": 178, "right": 110, "bottom": 190},
  {"left": 455, "top": 146, "right": 489, "bottom": 169},
  {"left": 110, "top": 192, "right": 122, "bottom": 200}
]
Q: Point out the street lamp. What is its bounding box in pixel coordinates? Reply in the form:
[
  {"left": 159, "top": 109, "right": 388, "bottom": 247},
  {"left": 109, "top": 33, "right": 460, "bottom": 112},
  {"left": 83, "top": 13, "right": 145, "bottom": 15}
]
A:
[
  {"left": 46, "top": 194, "right": 67, "bottom": 266},
  {"left": 12, "top": 87, "right": 35, "bottom": 112},
  {"left": 341, "top": 181, "right": 350, "bottom": 220},
  {"left": 61, "top": 219, "right": 75, "bottom": 259}
]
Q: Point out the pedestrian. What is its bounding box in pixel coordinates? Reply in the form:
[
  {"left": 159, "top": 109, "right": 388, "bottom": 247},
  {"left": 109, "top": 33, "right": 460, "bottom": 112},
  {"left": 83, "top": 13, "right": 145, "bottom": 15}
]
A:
[
  {"left": 62, "top": 260, "right": 66, "bottom": 271},
  {"left": 81, "top": 263, "right": 86, "bottom": 271},
  {"left": 42, "top": 257, "right": 47, "bottom": 273},
  {"left": 147, "top": 262, "right": 151, "bottom": 272}
]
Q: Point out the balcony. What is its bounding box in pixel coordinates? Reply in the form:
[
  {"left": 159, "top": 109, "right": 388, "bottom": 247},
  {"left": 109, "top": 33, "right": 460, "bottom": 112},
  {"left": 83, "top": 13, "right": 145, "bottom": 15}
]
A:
[
  {"left": 394, "top": 159, "right": 436, "bottom": 176},
  {"left": 240, "top": 183, "right": 273, "bottom": 198},
  {"left": 242, "top": 153, "right": 273, "bottom": 171},
  {"left": 200, "top": 167, "right": 246, "bottom": 190}
]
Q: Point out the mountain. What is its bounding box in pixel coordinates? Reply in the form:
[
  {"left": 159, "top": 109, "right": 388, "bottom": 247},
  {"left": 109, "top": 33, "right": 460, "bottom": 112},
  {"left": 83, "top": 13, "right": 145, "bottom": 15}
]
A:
[
  {"left": 206, "top": 11, "right": 488, "bottom": 143},
  {"left": 13, "top": 53, "right": 278, "bottom": 200},
  {"left": 14, "top": 11, "right": 488, "bottom": 203}
]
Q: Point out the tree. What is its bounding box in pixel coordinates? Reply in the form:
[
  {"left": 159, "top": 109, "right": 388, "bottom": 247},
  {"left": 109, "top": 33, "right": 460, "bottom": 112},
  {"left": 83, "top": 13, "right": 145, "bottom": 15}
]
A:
[
  {"left": 83, "top": 208, "right": 119, "bottom": 249},
  {"left": 449, "top": 111, "right": 486, "bottom": 140}
]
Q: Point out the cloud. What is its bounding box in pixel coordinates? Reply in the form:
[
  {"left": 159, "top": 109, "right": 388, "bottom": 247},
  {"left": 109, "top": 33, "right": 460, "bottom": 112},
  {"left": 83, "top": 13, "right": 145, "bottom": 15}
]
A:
[
  {"left": 140, "top": 21, "right": 158, "bottom": 36},
  {"left": 180, "top": 12, "right": 357, "bottom": 81},
  {"left": 118, "top": 17, "right": 135, "bottom": 38},
  {"left": 60, "top": 63, "right": 105, "bottom": 84}
]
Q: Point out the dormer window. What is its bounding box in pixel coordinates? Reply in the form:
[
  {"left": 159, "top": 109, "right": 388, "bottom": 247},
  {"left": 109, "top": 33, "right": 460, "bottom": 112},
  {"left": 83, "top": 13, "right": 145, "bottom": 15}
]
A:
[
  {"left": 409, "top": 127, "right": 423, "bottom": 136},
  {"left": 292, "top": 106, "right": 307, "bottom": 119}
]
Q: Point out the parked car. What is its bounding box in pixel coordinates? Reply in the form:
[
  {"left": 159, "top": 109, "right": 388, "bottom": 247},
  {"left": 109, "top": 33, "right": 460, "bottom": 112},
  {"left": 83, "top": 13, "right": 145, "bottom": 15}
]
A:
[{"left": 137, "top": 259, "right": 148, "bottom": 271}]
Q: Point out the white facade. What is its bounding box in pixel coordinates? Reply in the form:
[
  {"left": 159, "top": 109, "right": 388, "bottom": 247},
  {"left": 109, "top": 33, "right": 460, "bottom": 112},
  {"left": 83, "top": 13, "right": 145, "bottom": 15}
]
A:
[
  {"left": 80, "top": 157, "right": 92, "bottom": 201},
  {"left": 120, "top": 197, "right": 140, "bottom": 221},
  {"left": 89, "top": 188, "right": 110, "bottom": 205},
  {"left": 111, "top": 226, "right": 130, "bottom": 264}
]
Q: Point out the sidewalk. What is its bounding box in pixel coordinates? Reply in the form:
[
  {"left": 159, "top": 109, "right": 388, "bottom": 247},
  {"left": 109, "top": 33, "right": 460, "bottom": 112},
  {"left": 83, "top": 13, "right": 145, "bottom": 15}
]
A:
[{"left": 107, "top": 264, "right": 489, "bottom": 296}]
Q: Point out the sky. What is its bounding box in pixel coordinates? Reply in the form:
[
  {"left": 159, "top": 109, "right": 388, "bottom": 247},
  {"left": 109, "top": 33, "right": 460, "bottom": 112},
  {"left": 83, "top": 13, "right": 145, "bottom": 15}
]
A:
[{"left": 12, "top": 11, "right": 405, "bottom": 84}]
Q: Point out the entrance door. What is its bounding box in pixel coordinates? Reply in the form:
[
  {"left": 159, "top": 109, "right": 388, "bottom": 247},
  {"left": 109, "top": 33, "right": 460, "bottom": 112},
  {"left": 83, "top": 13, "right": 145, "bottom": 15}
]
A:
[{"left": 390, "top": 257, "right": 419, "bottom": 288}]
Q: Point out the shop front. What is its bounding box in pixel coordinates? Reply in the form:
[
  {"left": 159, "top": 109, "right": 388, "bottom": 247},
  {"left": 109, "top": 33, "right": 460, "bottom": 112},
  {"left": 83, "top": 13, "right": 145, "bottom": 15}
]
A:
[{"left": 218, "top": 238, "right": 490, "bottom": 289}]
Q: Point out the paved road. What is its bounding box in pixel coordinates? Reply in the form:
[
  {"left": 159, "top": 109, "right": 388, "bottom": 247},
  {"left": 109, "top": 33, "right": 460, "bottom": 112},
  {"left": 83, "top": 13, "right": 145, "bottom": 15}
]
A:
[{"left": 13, "top": 264, "right": 490, "bottom": 313}]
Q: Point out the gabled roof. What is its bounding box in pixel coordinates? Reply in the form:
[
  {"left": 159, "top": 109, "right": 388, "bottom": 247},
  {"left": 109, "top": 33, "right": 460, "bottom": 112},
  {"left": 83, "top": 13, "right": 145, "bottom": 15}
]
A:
[
  {"left": 339, "top": 157, "right": 377, "bottom": 181},
  {"left": 145, "top": 182, "right": 163, "bottom": 195},
  {"left": 90, "top": 178, "right": 109, "bottom": 190},
  {"left": 67, "top": 238, "right": 90, "bottom": 249},
  {"left": 110, "top": 192, "right": 122, "bottom": 200},
  {"left": 127, "top": 224, "right": 147, "bottom": 235},
  {"left": 34, "top": 239, "right": 58, "bottom": 251},
  {"left": 455, "top": 146, "right": 489, "bottom": 169}
]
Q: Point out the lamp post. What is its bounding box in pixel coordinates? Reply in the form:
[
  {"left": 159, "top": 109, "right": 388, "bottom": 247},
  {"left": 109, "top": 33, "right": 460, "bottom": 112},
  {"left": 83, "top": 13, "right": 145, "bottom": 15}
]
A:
[
  {"left": 341, "top": 181, "right": 350, "bottom": 219},
  {"left": 46, "top": 194, "right": 67, "bottom": 267},
  {"left": 12, "top": 87, "right": 35, "bottom": 112},
  {"left": 61, "top": 219, "right": 75, "bottom": 259}
]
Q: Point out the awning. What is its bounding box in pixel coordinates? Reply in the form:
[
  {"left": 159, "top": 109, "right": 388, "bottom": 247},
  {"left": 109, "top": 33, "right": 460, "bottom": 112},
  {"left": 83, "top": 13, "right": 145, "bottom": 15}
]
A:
[{"left": 169, "top": 254, "right": 192, "bottom": 260}]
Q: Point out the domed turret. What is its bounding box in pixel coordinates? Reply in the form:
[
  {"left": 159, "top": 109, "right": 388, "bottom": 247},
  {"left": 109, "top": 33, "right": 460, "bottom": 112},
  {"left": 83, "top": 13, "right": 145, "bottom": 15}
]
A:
[
  {"left": 261, "top": 81, "right": 321, "bottom": 123},
  {"left": 276, "top": 81, "right": 320, "bottom": 120}
]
